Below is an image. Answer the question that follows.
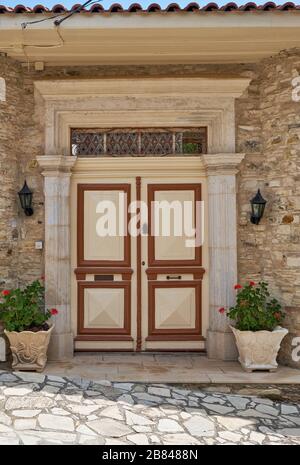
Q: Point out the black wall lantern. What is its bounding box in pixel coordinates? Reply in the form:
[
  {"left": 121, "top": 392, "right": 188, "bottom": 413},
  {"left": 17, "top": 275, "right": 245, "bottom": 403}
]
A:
[
  {"left": 250, "top": 189, "right": 267, "bottom": 225},
  {"left": 18, "top": 181, "right": 33, "bottom": 216}
]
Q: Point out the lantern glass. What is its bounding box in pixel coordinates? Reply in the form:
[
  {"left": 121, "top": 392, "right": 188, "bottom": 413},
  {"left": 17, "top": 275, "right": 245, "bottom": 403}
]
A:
[
  {"left": 22, "top": 192, "right": 32, "bottom": 209},
  {"left": 251, "top": 203, "right": 264, "bottom": 217},
  {"left": 250, "top": 189, "right": 266, "bottom": 224}
]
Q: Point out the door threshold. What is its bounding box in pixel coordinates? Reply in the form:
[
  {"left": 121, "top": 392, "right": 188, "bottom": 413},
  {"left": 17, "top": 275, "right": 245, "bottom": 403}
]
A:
[{"left": 74, "top": 350, "right": 207, "bottom": 355}]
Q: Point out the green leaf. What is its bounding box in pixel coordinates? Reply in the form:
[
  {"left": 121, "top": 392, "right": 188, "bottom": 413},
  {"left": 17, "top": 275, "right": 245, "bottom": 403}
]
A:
[
  {"left": 0, "top": 279, "right": 48, "bottom": 332},
  {"left": 226, "top": 281, "right": 284, "bottom": 331}
]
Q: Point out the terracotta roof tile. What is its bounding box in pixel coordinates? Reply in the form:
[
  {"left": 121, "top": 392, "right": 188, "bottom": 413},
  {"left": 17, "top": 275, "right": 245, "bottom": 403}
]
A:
[
  {"left": 220, "top": 2, "right": 238, "bottom": 10},
  {"left": 0, "top": 2, "right": 299, "bottom": 14},
  {"left": 89, "top": 3, "right": 104, "bottom": 11},
  {"left": 146, "top": 3, "right": 162, "bottom": 12},
  {"left": 108, "top": 3, "right": 123, "bottom": 12},
  {"left": 32, "top": 4, "right": 49, "bottom": 12},
  {"left": 51, "top": 4, "right": 67, "bottom": 13},
  {"left": 239, "top": 2, "right": 259, "bottom": 10}
]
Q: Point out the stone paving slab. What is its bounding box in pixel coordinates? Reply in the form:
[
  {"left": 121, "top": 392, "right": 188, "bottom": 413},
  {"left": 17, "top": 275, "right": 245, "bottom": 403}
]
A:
[
  {"left": 41, "top": 353, "right": 300, "bottom": 384},
  {"left": 0, "top": 370, "right": 300, "bottom": 445}
]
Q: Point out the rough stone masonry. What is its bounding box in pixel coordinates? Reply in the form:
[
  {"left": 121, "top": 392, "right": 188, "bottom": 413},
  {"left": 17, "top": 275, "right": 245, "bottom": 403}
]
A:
[{"left": 0, "top": 50, "right": 299, "bottom": 367}]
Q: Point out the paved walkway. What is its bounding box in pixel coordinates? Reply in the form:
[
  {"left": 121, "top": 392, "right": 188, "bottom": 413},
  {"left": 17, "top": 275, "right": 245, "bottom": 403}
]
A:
[
  {"left": 0, "top": 370, "right": 300, "bottom": 445},
  {"left": 43, "top": 353, "right": 300, "bottom": 384}
]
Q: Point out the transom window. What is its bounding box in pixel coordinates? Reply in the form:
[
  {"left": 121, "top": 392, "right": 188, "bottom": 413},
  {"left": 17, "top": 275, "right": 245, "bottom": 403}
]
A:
[{"left": 71, "top": 128, "right": 207, "bottom": 157}]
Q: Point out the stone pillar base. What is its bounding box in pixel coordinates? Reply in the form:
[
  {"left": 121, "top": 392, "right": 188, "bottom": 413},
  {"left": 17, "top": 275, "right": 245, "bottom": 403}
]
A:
[
  {"left": 206, "top": 330, "right": 238, "bottom": 361},
  {"left": 48, "top": 332, "right": 74, "bottom": 361}
]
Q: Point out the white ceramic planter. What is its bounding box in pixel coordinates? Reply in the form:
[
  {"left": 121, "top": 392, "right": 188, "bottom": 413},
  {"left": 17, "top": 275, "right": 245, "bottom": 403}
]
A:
[
  {"left": 230, "top": 325, "right": 288, "bottom": 372},
  {"left": 4, "top": 324, "right": 54, "bottom": 372}
]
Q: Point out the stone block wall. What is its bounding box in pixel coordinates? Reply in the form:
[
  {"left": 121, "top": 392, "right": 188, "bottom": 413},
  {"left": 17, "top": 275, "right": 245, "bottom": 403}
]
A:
[
  {"left": 0, "top": 56, "right": 22, "bottom": 289},
  {"left": 0, "top": 53, "right": 299, "bottom": 367},
  {"left": 236, "top": 50, "right": 300, "bottom": 367},
  {"left": 0, "top": 57, "right": 44, "bottom": 289}
]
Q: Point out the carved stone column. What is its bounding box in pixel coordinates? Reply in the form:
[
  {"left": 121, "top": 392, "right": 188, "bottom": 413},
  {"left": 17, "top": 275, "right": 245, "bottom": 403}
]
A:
[
  {"left": 37, "top": 155, "right": 76, "bottom": 360},
  {"left": 202, "top": 153, "right": 245, "bottom": 360}
]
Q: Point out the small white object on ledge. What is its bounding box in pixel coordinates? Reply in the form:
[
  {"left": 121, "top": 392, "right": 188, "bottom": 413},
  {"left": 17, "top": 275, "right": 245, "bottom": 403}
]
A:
[
  {"left": 0, "top": 77, "right": 6, "bottom": 102},
  {"left": 0, "top": 336, "right": 6, "bottom": 362}
]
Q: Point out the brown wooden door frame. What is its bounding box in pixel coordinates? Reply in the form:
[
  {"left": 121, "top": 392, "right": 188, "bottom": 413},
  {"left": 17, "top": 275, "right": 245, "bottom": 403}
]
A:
[
  {"left": 142, "top": 182, "right": 204, "bottom": 348},
  {"left": 76, "top": 183, "right": 133, "bottom": 345},
  {"left": 76, "top": 180, "right": 204, "bottom": 349}
]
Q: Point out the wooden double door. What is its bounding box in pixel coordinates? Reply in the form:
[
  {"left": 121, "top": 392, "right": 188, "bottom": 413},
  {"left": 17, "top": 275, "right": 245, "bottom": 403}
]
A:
[{"left": 74, "top": 177, "right": 205, "bottom": 351}]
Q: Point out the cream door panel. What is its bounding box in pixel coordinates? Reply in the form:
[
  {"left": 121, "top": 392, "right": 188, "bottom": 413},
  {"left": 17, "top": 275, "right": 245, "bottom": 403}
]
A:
[
  {"left": 75, "top": 341, "right": 135, "bottom": 350},
  {"left": 84, "top": 287, "right": 124, "bottom": 329},
  {"left": 86, "top": 274, "right": 95, "bottom": 281},
  {"left": 145, "top": 340, "right": 205, "bottom": 350},
  {"left": 153, "top": 190, "right": 195, "bottom": 261},
  {"left": 84, "top": 190, "right": 124, "bottom": 261},
  {"left": 155, "top": 287, "right": 196, "bottom": 330}
]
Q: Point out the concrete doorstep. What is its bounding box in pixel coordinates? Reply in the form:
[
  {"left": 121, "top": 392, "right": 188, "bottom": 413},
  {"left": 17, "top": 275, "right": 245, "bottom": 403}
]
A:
[{"left": 39, "top": 353, "right": 300, "bottom": 385}]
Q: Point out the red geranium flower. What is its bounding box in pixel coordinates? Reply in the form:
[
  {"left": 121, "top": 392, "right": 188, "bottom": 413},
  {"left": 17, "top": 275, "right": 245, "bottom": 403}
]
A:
[
  {"left": 218, "top": 307, "right": 226, "bottom": 314},
  {"left": 249, "top": 281, "right": 255, "bottom": 286},
  {"left": 234, "top": 284, "right": 242, "bottom": 290},
  {"left": 50, "top": 308, "right": 58, "bottom": 315},
  {"left": 274, "top": 312, "right": 281, "bottom": 320},
  {"left": 1, "top": 290, "right": 10, "bottom": 296},
  {"left": 40, "top": 275, "right": 45, "bottom": 281}
]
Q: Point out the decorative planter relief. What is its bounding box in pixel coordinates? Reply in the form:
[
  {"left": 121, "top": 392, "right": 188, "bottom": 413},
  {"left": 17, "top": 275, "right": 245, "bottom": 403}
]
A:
[
  {"left": 230, "top": 325, "right": 288, "bottom": 372},
  {"left": 5, "top": 325, "right": 54, "bottom": 372}
]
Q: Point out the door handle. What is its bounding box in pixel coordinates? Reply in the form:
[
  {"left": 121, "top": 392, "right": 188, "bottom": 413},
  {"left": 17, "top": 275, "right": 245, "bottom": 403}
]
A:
[{"left": 166, "top": 275, "right": 182, "bottom": 280}]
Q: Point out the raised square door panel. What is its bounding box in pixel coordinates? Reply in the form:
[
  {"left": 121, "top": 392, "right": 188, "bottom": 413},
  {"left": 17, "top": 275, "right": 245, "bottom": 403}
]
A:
[
  {"left": 77, "top": 281, "right": 131, "bottom": 339},
  {"left": 84, "top": 287, "right": 125, "bottom": 329},
  {"left": 147, "top": 281, "right": 202, "bottom": 341}
]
